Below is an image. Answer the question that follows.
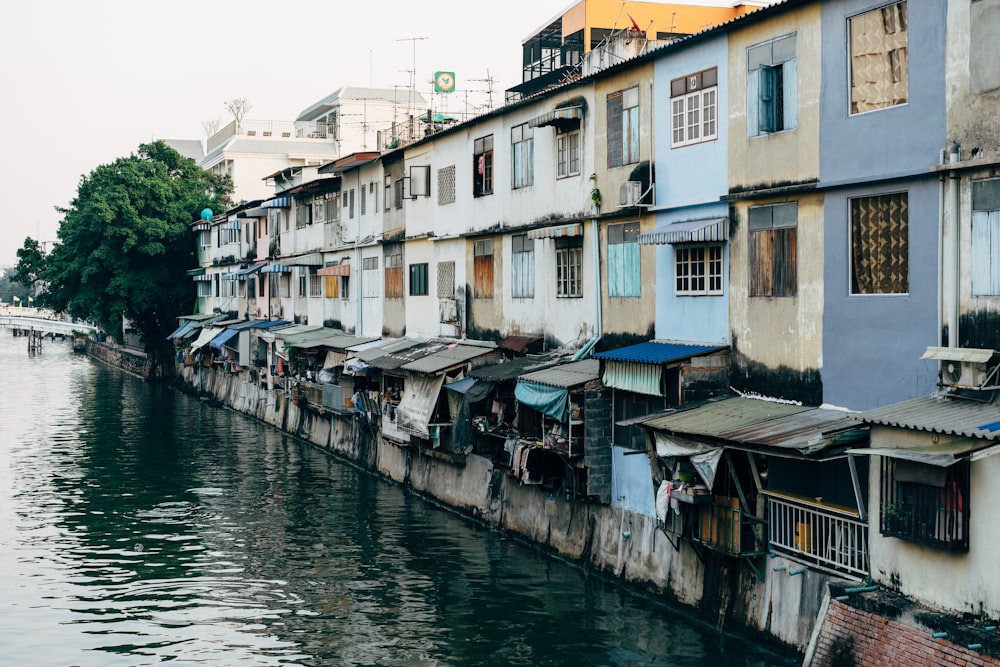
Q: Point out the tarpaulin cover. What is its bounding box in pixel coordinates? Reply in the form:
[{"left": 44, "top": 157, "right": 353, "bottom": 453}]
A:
[
  {"left": 651, "top": 431, "right": 724, "bottom": 489},
  {"left": 515, "top": 380, "right": 568, "bottom": 422},
  {"left": 396, "top": 373, "right": 445, "bottom": 438},
  {"left": 209, "top": 328, "right": 239, "bottom": 350},
  {"left": 445, "top": 377, "right": 493, "bottom": 403}
]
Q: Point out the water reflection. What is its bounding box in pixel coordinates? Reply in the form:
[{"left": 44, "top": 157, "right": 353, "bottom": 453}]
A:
[{"left": 0, "top": 336, "right": 793, "bottom": 666}]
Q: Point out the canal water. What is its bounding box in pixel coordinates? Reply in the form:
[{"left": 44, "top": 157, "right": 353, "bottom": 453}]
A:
[{"left": 0, "top": 334, "right": 795, "bottom": 666}]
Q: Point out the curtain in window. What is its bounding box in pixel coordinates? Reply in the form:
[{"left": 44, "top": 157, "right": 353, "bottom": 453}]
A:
[
  {"left": 851, "top": 193, "right": 908, "bottom": 294},
  {"left": 972, "top": 210, "right": 1000, "bottom": 296},
  {"left": 850, "top": 2, "right": 908, "bottom": 114},
  {"left": 512, "top": 249, "right": 534, "bottom": 298}
]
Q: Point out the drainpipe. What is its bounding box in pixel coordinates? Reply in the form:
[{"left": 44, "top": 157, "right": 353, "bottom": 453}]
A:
[
  {"left": 573, "top": 209, "right": 603, "bottom": 361},
  {"left": 356, "top": 170, "right": 363, "bottom": 336},
  {"left": 937, "top": 149, "right": 946, "bottom": 348},
  {"left": 947, "top": 144, "right": 961, "bottom": 347}
]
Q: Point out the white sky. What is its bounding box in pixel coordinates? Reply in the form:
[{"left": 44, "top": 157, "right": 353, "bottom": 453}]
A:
[{"left": 0, "top": 0, "right": 572, "bottom": 268}]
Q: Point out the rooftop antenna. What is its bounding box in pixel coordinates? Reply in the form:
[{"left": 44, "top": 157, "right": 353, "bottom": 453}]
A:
[
  {"left": 396, "top": 36, "right": 427, "bottom": 111},
  {"left": 468, "top": 70, "right": 497, "bottom": 112}
]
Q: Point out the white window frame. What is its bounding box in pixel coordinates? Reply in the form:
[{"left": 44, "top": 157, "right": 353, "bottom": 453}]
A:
[
  {"left": 557, "top": 128, "right": 580, "bottom": 178},
  {"left": 675, "top": 243, "right": 724, "bottom": 296},
  {"left": 670, "top": 68, "right": 718, "bottom": 148},
  {"left": 512, "top": 123, "right": 534, "bottom": 189}
]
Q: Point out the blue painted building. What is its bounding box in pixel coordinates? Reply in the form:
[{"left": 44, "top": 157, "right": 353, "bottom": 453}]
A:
[{"left": 819, "top": 0, "right": 946, "bottom": 410}]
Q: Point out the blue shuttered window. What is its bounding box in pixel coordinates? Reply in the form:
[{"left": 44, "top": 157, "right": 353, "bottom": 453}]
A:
[
  {"left": 973, "top": 180, "right": 1000, "bottom": 296},
  {"left": 747, "top": 34, "right": 797, "bottom": 137},
  {"left": 608, "top": 222, "right": 641, "bottom": 297}
]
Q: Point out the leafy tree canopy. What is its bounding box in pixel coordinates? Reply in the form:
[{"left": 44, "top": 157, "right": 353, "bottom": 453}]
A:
[
  {"left": 13, "top": 236, "right": 46, "bottom": 289},
  {"left": 0, "top": 267, "right": 31, "bottom": 305},
  {"left": 32, "top": 141, "right": 231, "bottom": 354}
]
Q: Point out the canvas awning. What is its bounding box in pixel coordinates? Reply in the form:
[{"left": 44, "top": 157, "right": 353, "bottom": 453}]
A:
[
  {"left": 396, "top": 373, "right": 446, "bottom": 438},
  {"left": 284, "top": 253, "right": 324, "bottom": 267},
  {"left": 260, "top": 263, "right": 293, "bottom": 273},
  {"left": 190, "top": 327, "right": 223, "bottom": 351},
  {"left": 222, "top": 264, "right": 264, "bottom": 281},
  {"left": 263, "top": 197, "right": 291, "bottom": 208},
  {"left": 238, "top": 206, "right": 270, "bottom": 218},
  {"left": 515, "top": 381, "right": 569, "bottom": 422},
  {"left": 192, "top": 274, "right": 213, "bottom": 282},
  {"left": 209, "top": 328, "right": 239, "bottom": 350},
  {"left": 529, "top": 105, "right": 583, "bottom": 128},
  {"left": 191, "top": 222, "right": 211, "bottom": 231},
  {"left": 650, "top": 432, "right": 725, "bottom": 488},
  {"left": 528, "top": 223, "right": 583, "bottom": 240},
  {"left": 317, "top": 263, "right": 351, "bottom": 276},
  {"left": 638, "top": 217, "right": 728, "bottom": 245},
  {"left": 848, "top": 441, "right": 1000, "bottom": 467},
  {"left": 444, "top": 377, "right": 493, "bottom": 403}
]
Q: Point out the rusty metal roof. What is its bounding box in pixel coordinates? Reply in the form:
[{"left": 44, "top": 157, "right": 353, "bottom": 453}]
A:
[
  {"left": 642, "top": 397, "right": 810, "bottom": 438},
  {"left": 293, "top": 334, "right": 378, "bottom": 351},
  {"left": 517, "top": 358, "right": 600, "bottom": 388},
  {"left": 401, "top": 344, "right": 496, "bottom": 374},
  {"left": 470, "top": 356, "right": 557, "bottom": 382},
  {"left": 861, "top": 393, "right": 1000, "bottom": 441}
]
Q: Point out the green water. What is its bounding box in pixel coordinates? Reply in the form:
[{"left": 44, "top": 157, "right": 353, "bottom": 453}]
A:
[{"left": 0, "top": 335, "right": 795, "bottom": 666}]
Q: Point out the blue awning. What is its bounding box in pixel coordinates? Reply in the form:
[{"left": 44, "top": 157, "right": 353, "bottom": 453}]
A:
[
  {"left": 222, "top": 264, "right": 265, "bottom": 280},
  {"left": 264, "top": 197, "right": 291, "bottom": 208},
  {"left": 515, "top": 380, "right": 569, "bottom": 422},
  {"left": 594, "top": 341, "right": 725, "bottom": 364},
  {"left": 209, "top": 329, "right": 240, "bottom": 350},
  {"left": 445, "top": 377, "right": 494, "bottom": 403},
  {"left": 260, "top": 263, "right": 292, "bottom": 273}
]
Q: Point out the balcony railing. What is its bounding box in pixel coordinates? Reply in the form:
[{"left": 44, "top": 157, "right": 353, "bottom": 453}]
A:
[
  {"left": 662, "top": 493, "right": 766, "bottom": 558},
  {"left": 765, "top": 492, "right": 869, "bottom": 578}
]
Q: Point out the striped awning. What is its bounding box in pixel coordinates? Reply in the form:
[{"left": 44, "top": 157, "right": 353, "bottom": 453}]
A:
[
  {"left": 602, "top": 360, "right": 663, "bottom": 397},
  {"left": 528, "top": 222, "right": 583, "bottom": 240},
  {"left": 529, "top": 105, "right": 583, "bottom": 128},
  {"left": 317, "top": 263, "right": 351, "bottom": 276},
  {"left": 263, "top": 196, "right": 291, "bottom": 208},
  {"left": 284, "top": 253, "right": 324, "bottom": 266},
  {"left": 638, "top": 217, "right": 728, "bottom": 245},
  {"left": 192, "top": 274, "right": 213, "bottom": 282},
  {"left": 220, "top": 218, "right": 240, "bottom": 230},
  {"left": 222, "top": 264, "right": 264, "bottom": 280},
  {"left": 260, "top": 263, "right": 292, "bottom": 273},
  {"left": 192, "top": 222, "right": 211, "bottom": 231}
]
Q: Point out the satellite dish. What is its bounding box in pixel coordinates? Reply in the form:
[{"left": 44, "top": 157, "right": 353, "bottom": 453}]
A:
[{"left": 200, "top": 208, "right": 213, "bottom": 221}]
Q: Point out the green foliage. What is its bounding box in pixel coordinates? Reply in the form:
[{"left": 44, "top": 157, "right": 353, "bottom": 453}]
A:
[
  {"left": 13, "top": 237, "right": 46, "bottom": 289},
  {"left": 37, "top": 141, "right": 232, "bottom": 350},
  {"left": 0, "top": 267, "right": 30, "bottom": 304}
]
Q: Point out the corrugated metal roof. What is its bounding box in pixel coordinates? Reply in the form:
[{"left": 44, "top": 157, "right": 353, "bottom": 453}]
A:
[
  {"left": 369, "top": 341, "right": 445, "bottom": 370},
  {"left": 401, "top": 344, "right": 495, "bottom": 374},
  {"left": 637, "top": 217, "right": 728, "bottom": 245},
  {"left": 719, "top": 408, "right": 868, "bottom": 455},
  {"left": 354, "top": 338, "right": 420, "bottom": 363},
  {"left": 594, "top": 340, "right": 726, "bottom": 364},
  {"left": 861, "top": 394, "right": 1000, "bottom": 441},
  {"left": 470, "top": 356, "right": 556, "bottom": 382},
  {"left": 517, "top": 358, "right": 600, "bottom": 388},
  {"left": 642, "top": 397, "right": 810, "bottom": 437},
  {"left": 293, "top": 334, "right": 378, "bottom": 351}
]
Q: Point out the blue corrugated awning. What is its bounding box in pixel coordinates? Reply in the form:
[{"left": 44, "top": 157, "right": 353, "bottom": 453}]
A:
[
  {"left": 260, "top": 263, "right": 292, "bottom": 273},
  {"left": 264, "top": 197, "right": 291, "bottom": 208},
  {"left": 638, "top": 217, "right": 728, "bottom": 245},
  {"left": 209, "top": 329, "right": 239, "bottom": 350},
  {"left": 594, "top": 341, "right": 725, "bottom": 364}
]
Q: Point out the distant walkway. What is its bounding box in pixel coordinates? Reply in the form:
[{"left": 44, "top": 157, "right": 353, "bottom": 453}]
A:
[{"left": 0, "top": 307, "right": 97, "bottom": 337}]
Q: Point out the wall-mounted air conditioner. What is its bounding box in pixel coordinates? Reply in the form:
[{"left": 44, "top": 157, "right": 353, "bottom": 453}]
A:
[
  {"left": 921, "top": 346, "right": 998, "bottom": 390},
  {"left": 619, "top": 180, "right": 641, "bottom": 207}
]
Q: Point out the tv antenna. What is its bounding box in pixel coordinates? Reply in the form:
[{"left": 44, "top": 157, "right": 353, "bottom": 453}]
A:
[
  {"left": 468, "top": 70, "right": 497, "bottom": 112},
  {"left": 397, "top": 36, "right": 427, "bottom": 110}
]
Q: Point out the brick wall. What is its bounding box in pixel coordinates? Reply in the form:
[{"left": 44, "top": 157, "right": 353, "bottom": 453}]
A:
[
  {"left": 584, "top": 384, "right": 612, "bottom": 504},
  {"left": 808, "top": 599, "right": 1000, "bottom": 667}
]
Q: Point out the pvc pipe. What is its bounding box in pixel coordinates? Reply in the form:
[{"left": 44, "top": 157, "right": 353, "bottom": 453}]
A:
[{"left": 932, "top": 632, "right": 948, "bottom": 639}]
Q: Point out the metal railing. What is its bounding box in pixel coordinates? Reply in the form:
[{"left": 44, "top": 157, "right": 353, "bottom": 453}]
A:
[{"left": 766, "top": 493, "right": 869, "bottom": 578}]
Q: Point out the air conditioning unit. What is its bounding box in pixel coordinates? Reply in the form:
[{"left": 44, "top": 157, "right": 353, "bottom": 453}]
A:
[
  {"left": 439, "top": 298, "right": 458, "bottom": 324},
  {"left": 619, "top": 180, "right": 642, "bottom": 207},
  {"left": 922, "top": 346, "right": 998, "bottom": 390}
]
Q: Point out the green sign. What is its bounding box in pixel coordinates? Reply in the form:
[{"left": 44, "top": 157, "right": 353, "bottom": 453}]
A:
[{"left": 434, "top": 71, "right": 456, "bottom": 93}]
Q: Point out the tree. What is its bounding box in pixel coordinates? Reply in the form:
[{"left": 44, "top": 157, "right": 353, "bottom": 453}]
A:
[
  {"left": 0, "top": 267, "right": 30, "bottom": 305},
  {"left": 225, "top": 98, "right": 252, "bottom": 127},
  {"left": 37, "top": 141, "right": 232, "bottom": 377},
  {"left": 13, "top": 237, "right": 46, "bottom": 291},
  {"left": 202, "top": 116, "right": 222, "bottom": 138}
]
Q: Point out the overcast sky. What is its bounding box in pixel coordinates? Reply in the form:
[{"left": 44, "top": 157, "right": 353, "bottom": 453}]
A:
[{"left": 0, "top": 0, "right": 575, "bottom": 268}]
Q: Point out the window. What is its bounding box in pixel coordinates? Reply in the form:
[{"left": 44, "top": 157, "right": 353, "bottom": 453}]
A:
[
  {"left": 199, "top": 230, "right": 211, "bottom": 248},
  {"left": 511, "top": 234, "right": 534, "bottom": 298},
  {"left": 747, "top": 34, "right": 797, "bottom": 136},
  {"left": 370, "top": 182, "right": 378, "bottom": 212},
  {"left": 973, "top": 179, "right": 1000, "bottom": 296},
  {"left": 438, "top": 165, "right": 457, "bottom": 205},
  {"left": 437, "top": 261, "right": 455, "bottom": 298},
  {"left": 197, "top": 280, "right": 212, "bottom": 298},
  {"left": 296, "top": 198, "right": 311, "bottom": 228},
  {"left": 556, "top": 236, "right": 583, "bottom": 297},
  {"left": 409, "top": 263, "right": 429, "bottom": 296},
  {"left": 608, "top": 222, "right": 641, "bottom": 297},
  {"left": 473, "top": 239, "right": 494, "bottom": 298},
  {"left": 607, "top": 86, "right": 639, "bottom": 167},
  {"left": 748, "top": 202, "right": 797, "bottom": 297},
  {"left": 313, "top": 197, "right": 326, "bottom": 223},
  {"left": 671, "top": 67, "right": 718, "bottom": 148},
  {"left": 363, "top": 256, "right": 379, "bottom": 298},
  {"left": 511, "top": 123, "right": 534, "bottom": 188},
  {"left": 384, "top": 175, "right": 392, "bottom": 211},
  {"left": 325, "top": 273, "right": 340, "bottom": 298},
  {"left": 394, "top": 179, "right": 404, "bottom": 209},
  {"left": 298, "top": 268, "right": 309, "bottom": 297},
  {"left": 880, "top": 457, "right": 968, "bottom": 552},
  {"left": 360, "top": 187, "right": 366, "bottom": 216},
  {"left": 384, "top": 250, "right": 403, "bottom": 298},
  {"left": 675, "top": 244, "right": 724, "bottom": 296},
  {"left": 309, "top": 268, "right": 322, "bottom": 298},
  {"left": 328, "top": 193, "right": 340, "bottom": 222},
  {"left": 409, "top": 165, "right": 431, "bottom": 197},
  {"left": 850, "top": 192, "right": 908, "bottom": 295},
  {"left": 557, "top": 128, "right": 580, "bottom": 178},
  {"left": 849, "top": 1, "right": 908, "bottom": 115},
  {"left": 473, "top": 135, "right": 494, "bottom": 196}
]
